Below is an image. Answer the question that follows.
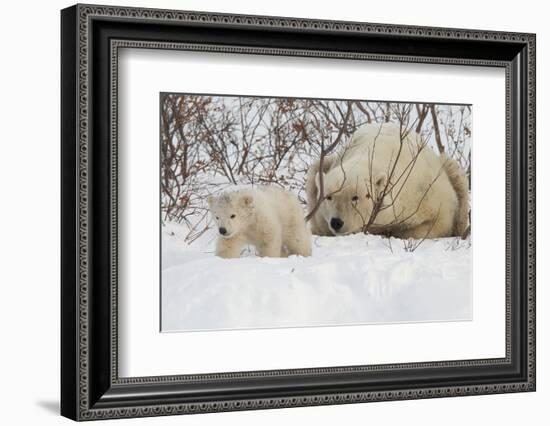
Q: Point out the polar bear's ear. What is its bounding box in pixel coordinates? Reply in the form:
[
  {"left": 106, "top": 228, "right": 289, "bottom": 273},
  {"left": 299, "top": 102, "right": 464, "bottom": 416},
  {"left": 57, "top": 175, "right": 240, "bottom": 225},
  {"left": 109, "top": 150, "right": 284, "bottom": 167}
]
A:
[
  {"left": 375, "top": 174, "right": 387, "bottom": 188},
  {"left": 206, "top": 195, "right": 215, "bottom": 208},
  {"left": 315, "top": 171, "right": 326, "bottom": 192},
  {"left": 241, "top": 194, "right": 254, "bottom": 208}
]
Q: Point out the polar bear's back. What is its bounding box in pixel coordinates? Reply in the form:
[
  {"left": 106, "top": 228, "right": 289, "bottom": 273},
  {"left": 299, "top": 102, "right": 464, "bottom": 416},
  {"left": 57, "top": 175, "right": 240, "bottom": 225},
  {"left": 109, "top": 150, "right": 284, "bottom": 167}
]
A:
[
  {"left": 254, "top": 185, "right": 299, "bottom": 204},
  {"left": 343, "top": 123, "right": 446, "bottom": 183},
  {"left": 250, "top": 185, "right": 306, "bottom": 224}
]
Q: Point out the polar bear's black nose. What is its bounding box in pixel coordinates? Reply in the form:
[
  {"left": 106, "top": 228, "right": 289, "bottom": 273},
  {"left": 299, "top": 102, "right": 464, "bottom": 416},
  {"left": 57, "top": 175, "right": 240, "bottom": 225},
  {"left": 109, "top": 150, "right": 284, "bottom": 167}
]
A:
[
  {"left": 330, "top": 218, "right": 344, "bottom": 231},
  {"left": 219, "top": 227, "right": 227, "bottom": 235}
]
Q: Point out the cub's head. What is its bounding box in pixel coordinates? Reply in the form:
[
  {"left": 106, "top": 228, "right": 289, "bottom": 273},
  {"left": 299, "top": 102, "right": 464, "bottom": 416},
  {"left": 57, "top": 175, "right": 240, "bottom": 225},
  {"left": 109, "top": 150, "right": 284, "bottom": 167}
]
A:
[
  {"left": 316, "top": 167, "right": 387, "bottom": 236},
  {"left": 207, "top": 191, "right": 254, "bottom": 238}
]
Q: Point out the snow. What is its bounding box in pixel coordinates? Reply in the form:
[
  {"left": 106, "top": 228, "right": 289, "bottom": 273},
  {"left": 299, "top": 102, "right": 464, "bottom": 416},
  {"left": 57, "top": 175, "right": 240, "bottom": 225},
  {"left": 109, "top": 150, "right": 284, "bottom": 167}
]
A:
[{"left": 161, "top": 222, "right": 472, "bottom": 332}]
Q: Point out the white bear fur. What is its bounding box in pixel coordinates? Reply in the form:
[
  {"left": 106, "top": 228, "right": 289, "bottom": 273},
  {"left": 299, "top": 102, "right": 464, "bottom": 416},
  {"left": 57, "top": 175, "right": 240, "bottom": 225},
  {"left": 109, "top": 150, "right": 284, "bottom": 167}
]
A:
[
  {"left": 208, "top": 186, "right": 312, "bottom": 258},
  {"left": 306, "top": 123, "right": 470, "bottom": 239}
]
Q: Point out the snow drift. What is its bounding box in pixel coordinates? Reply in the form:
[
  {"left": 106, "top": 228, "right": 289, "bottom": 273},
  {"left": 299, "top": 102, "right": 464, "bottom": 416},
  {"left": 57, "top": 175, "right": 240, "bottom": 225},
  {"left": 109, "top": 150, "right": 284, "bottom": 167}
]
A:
[{"left": 161, "top": 222, "right": 472, "bottom": 332}]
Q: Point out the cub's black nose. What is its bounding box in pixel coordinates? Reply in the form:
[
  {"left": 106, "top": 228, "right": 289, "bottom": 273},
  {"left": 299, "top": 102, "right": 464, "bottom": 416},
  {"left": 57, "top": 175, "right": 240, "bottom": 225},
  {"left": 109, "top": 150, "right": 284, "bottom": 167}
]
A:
[
  {"left": 330, "top": 218, "right": 344, "bottom": 231},
  {"left": 219, "top": 227, "right": 227, "bottom": 235}
]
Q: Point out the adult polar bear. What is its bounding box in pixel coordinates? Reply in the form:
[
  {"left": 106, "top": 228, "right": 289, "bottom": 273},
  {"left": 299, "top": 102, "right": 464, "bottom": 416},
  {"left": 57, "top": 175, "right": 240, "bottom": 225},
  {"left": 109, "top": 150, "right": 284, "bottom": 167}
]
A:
[{"left": 306, "top": 123, "right": 469, "bottom": 239}]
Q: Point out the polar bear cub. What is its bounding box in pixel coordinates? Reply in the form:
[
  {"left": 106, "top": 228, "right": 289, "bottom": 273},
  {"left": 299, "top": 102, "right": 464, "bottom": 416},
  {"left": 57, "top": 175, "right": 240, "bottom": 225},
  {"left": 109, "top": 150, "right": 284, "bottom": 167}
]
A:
[{"left": 207, "top": 186, "right": 312, "bottom": 259}]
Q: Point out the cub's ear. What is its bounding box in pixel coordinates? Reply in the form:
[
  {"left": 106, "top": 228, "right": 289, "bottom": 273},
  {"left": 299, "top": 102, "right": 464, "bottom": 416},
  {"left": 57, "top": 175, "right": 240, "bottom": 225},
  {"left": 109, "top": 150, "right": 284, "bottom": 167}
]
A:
[
  {"left": 206, "top": 195, "right": 215, "bottom": 208},
  {"left": 240, "top": 194, "right": 254, "bottom": 208}
]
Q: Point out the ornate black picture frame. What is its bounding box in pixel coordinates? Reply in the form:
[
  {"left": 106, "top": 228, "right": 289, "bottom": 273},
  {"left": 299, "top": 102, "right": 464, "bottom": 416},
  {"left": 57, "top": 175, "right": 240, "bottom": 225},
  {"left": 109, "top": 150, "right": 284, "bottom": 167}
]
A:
[{"left": 61, "top": 3, "right": 536, "bottom": 421}]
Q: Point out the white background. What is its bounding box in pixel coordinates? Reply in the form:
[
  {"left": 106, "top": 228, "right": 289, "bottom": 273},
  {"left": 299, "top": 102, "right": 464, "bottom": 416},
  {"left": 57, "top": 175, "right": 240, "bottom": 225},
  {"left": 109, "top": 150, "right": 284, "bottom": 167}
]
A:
[
  {"left": 0, "top": 0, "right": 546, "bottom": 425},
  {"left": 119, "top": 49, "right": 504, "bottom": 376}
]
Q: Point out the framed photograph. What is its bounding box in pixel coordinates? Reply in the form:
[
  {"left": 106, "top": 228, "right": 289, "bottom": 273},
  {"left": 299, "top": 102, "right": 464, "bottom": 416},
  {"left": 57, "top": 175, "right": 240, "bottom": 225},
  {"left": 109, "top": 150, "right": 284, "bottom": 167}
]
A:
[{"left": 61, "top": 4, "right": 536, "bottom": 421}]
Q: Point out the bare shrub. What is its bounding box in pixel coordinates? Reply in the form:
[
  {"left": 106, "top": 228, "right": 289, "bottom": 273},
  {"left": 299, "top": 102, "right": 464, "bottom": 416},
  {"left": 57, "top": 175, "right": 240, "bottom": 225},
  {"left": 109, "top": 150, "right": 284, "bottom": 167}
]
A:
[{"left": 160, "top": 94, "right": 471, "bottom": 245}]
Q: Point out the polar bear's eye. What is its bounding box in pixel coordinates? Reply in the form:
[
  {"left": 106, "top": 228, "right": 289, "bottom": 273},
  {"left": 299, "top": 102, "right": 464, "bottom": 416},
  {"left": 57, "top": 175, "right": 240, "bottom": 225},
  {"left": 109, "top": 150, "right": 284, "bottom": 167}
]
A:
[
  {"left": 216, "top": 216, "right": 219, "bottom": 220},
  {"left": 366, "top": 193, "right": 371, "bottom": 199},
  {"left": 351, "top": 195, "right": 359, "bottom": 202},
  {"left": 230, "top": 214, "right": 236, "bottom": 219},
  {"left": 326, "top": 196, "right": 332, "bottom": 201}
]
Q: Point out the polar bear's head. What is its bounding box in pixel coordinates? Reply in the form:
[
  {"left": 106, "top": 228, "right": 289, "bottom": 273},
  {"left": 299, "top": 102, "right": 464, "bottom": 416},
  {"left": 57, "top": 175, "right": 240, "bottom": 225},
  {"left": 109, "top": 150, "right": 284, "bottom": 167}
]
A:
[
  {"left": 316, "top": 166, "right": 387, "bottom": 236},
  {"left": 207, "top": 191, "right": 254, "bottom": 238}
]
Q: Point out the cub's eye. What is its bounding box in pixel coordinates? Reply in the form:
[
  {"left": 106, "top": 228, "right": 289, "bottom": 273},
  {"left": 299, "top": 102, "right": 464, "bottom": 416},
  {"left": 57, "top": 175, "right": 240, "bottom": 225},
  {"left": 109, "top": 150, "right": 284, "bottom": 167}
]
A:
[
  {"left": 351, "top": 195, "right": 359, "bottom": 202},
  {"left": 366, "top": 193, "right": 371, "bottom": 199},
  {"left": 230, "top": 214, "right": 236, "bottom": 219},
  {"left": 326, "top": 196, "right": 332, "bottom": 201},
  {"left": 216, "top": 216, "right": 219, "bottom": 220}
]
